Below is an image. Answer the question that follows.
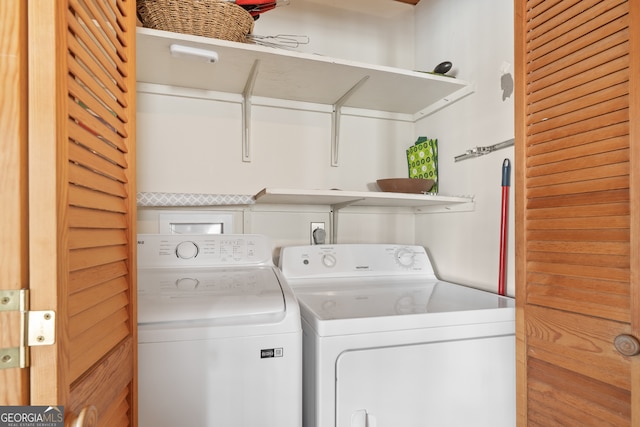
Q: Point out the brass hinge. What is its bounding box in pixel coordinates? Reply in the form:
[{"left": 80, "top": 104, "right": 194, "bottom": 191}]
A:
[{"left": 0, "top": 289, "right": 55, "bottom": 369}]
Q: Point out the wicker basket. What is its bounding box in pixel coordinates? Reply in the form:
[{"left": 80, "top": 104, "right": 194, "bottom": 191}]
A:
[{"left": 137, "top": 0, "right": 254, "bottom": 43}]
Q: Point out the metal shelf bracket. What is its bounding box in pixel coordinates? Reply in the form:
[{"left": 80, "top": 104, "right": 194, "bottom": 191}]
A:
[
  {"left": 331, "top": 76, "right": 370, "bottom": 167},
  {"left": 329, "top": 198, "right": 365, "bottom": 243},
  {"left": 242, "top": 60, "right": 260, "bottom": 162}
]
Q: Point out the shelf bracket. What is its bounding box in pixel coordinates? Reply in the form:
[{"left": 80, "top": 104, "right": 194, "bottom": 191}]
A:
[
  {"left": 331, "top": 76, "right": 370, "bottom": 167},
  {"left": 329, "top": 199, "right": 365, "bottom": 243},
  {"left": 242, "top": 60, "right": 260, "bottom": 162}
]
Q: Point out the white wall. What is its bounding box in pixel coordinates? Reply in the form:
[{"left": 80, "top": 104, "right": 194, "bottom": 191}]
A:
[
  {"left": 136, "top": 92, "right": 414, "bottom": 195},
  {"left": 413, "top": 0, "right": 515, "bottom": 295}
]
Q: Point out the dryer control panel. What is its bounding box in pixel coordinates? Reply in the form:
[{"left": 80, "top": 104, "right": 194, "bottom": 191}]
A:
[
  {"left": 137, "top": 234, "right": 273, "bottom": 268},
  {"left": 279, "top": 244, "right": 437, "bottom": 280}
]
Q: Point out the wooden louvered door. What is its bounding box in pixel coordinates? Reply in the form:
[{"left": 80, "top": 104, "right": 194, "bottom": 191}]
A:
[
  {"left": 27, "top": 0, "right": 137, "bottom": 425},
  {"left": 515, "top": 0, "right": 640, "bottom": 425}
]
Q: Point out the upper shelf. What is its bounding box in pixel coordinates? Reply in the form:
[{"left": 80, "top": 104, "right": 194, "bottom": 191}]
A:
[
  {"left": 136, "top": 27, "right": 471, "bottom": 116},
  {"left": 254, "top": 188, "right": 474, "bottom": 211}
]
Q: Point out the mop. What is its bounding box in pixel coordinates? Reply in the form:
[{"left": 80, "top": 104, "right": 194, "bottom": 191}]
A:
[{"left": 498, "top": 158, "right": 510, "bottom": 296}]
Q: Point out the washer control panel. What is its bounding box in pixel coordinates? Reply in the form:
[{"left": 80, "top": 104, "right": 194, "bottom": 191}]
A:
[
  {"left": 137, "top": 234, "right": 273, "bottom": 268},
  {"left": 279, "top": 244, "right": 436, "bottom": 280}
]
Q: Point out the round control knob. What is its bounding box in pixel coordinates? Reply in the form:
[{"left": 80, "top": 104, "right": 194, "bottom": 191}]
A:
[
  {"left": 395, "top": 247, "right": 415, "bottom": 268},
  {"left": 175, "top": 241, "right": 199, "bottom": 259},
  {"left": 614, "top": 334, "right": 640, "bottom": 357},
  {"left": 321, "top": 254, "right": 337, "bottom": 268},
  {"left": 176, "top": 277, "right": 199, "bottom": 290}
]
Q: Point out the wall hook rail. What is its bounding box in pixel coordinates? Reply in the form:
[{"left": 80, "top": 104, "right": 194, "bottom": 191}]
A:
[{"left": 454, "top": 138, "right": 514, "bottom": 162}]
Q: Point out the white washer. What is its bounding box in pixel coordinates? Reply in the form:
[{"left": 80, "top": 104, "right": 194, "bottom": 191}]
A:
[
  {"left": 137, "top": 234, "right": 301, "bottom": 427},
  {"left": 279, "top": 244, "right": 515, "bottom": 427}
]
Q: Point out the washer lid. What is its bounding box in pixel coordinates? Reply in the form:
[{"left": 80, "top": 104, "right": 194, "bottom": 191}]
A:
[{"left": 138, "top": 266, "right": 285, "bottom": 324}]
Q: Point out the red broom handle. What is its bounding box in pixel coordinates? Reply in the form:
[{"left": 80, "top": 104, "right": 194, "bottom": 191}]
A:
[{"left": 498, "top": 159, "right": 511, "bottom": 296}]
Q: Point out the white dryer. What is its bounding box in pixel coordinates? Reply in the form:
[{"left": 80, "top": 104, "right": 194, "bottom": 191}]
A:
[
  {"left": 137, "top": 234, "right": 301, "bottom": 427},
  {"left": 279, "top": 244, "right": 515, "bottom": 427}
]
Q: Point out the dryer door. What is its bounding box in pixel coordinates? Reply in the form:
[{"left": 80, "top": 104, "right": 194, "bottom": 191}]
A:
[{"left": 335, "top": 334, "right": 515, "bottom": 427}]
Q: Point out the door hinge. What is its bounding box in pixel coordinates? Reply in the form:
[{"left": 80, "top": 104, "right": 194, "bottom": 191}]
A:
[{"left": 0, "top": 289, "right": 55, "bottom": 369}]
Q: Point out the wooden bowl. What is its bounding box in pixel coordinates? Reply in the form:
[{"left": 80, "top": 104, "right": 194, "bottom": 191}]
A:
[{"left": 376, "top": 178, "right": 435, "bottom": 194}]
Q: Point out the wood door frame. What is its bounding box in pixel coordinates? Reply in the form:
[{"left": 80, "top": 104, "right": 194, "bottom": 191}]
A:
[
  {"left": 513, "top": 0, "right": 526, "bottom": 424},
  {"left": 28, "top": 0, "right": 70, "bottom": 405},
  {"left": 0, "top": 0, "right": 29, "bottom": 405}
]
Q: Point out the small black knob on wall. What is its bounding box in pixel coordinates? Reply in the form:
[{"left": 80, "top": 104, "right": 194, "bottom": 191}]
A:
[{"left": 614, "top": 334, "right": 640, "bottom": 357}]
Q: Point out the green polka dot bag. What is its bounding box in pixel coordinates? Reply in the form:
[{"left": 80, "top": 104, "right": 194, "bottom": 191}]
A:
[{"left": 406, "top": 136, "right": 438, "bottom": 193}]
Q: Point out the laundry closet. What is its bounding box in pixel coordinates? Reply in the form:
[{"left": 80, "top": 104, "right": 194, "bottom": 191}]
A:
[
  {"left": 5, "top": 0, "right": 638, "bottom": 424},
  {"left": 134, "top": 3, "right": 517, "bottom": 423}
]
